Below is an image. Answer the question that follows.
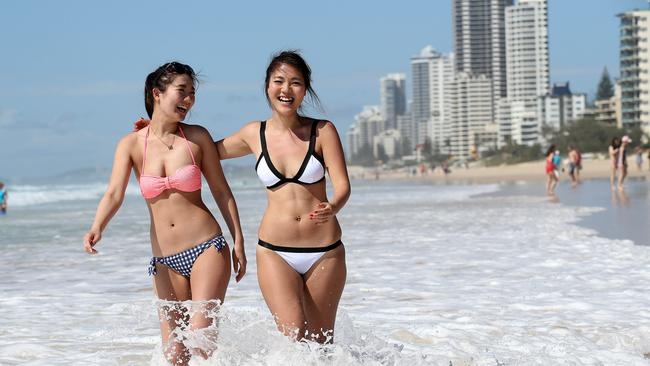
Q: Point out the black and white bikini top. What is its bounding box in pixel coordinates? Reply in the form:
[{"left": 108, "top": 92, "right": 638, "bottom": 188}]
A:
[{"left": 255, "top": 120, "right": 326, "bottom": 189}]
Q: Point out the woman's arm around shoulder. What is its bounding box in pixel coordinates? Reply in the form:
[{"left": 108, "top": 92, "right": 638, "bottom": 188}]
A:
[
  {"left": 214, "top": 121, "right": 260, "bottom": 160},
  {"left": 83, "top": 133, "right": 136, "bottom": 254},
  {"left": 193, "top": 124, "right": 247, "bottom": 282},
  {"left": 318, "top": 121, "right": 351, "bottom": 215}
]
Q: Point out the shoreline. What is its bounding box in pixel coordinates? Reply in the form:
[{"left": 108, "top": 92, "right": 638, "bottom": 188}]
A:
[{"left": 350, "top": 157, "right": 650, "bottom": 185}]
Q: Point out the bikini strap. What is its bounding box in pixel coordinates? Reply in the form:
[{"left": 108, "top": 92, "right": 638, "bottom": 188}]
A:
[
  {"left": 142, "top": 126, "right": 150, "bottom": 171},
  {"left": 177, "top": 125, "right": 196, "bottom": 165},
  {"left": 308, "top": 119, "right": 318, "bottom": 154},
  {"left": 259, "top": 121, "right": 268, "bottom": 154}
]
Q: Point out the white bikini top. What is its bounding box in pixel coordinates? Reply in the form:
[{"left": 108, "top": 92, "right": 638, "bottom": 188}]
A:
[{"left": 255, "top": 120, "right": 326, "bottom": 189}]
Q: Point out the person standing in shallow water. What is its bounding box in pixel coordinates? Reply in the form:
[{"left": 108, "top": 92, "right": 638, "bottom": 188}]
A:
[
  {"left": 216, "top": 50, "right": 350, "bottom": 343},
  {"left": 0, "top": 182, "right": 7, "bottom": 215},
  {"left": 609, "top": 136, "right": 630, "bottom": 191},
  {"left": 84, "top": 62, "right": 246, "bottom": 365},
  {"left": 545, "top": 145, "right": 558, "bottom": 195}
]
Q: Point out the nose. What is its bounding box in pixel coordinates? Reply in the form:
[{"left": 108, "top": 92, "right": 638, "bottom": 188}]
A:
[{"left": 281, "top": 81, "right": 290, "bottom": 93}]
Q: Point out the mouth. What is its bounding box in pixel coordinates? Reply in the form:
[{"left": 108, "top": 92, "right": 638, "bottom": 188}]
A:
[
  {"left": 176, "top": 105, "right": 189, "bottom": 114},
  {"left": 278, "top": 96, "right": 294, "bottom": 105}
]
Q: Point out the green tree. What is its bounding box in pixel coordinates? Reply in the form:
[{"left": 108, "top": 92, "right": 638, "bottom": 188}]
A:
[
  {"left": 596, "top": 67, "right": 614, "bottom": 101},
  {"left": 546, "top": 116, "right": 647, "bottom": 153},
  {"left": 483, "top": 141, "right": 543, "bottom": 166}
]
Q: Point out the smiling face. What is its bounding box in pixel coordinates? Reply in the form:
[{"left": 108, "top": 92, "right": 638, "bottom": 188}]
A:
[
  {"left": 266, "top": 63, "right": 306, "bottom": 116},
  {"left": 153, "top": 74, "right": 195, "bottom": 121}
]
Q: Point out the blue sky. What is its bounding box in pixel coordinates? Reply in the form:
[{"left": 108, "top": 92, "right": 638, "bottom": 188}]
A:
[{"left": 1, "top": 0, "right": 648, "bottom": 180}]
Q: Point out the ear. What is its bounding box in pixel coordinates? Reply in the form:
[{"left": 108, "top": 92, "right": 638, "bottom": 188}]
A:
[{"left": 152, "top": 88, "right": 161, "bottom": 100}]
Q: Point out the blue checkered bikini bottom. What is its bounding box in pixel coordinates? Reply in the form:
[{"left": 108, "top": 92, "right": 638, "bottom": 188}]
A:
[{"left": 148, "top": 234, "right": 227, "bottom": 277}]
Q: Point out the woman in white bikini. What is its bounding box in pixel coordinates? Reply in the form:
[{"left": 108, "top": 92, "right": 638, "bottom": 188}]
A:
[{"left": 216, "top": 51, "right": 350, "bottom": 343}]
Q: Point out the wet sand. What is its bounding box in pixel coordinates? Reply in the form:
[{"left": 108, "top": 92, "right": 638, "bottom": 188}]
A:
[{"left": 488, "top": 177, "right": 650, "bottom": 246}]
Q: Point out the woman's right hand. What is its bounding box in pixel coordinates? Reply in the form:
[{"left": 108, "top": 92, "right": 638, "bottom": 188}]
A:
[{"left": 83, "top": 229, "right": 102, "bottom": 254}]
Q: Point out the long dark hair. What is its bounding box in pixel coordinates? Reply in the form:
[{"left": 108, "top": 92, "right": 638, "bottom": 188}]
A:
[
  {"left": 144, "top": 62, "right": 197, "bottom": 118},
  {"left": 610, "top": 137, "right": 621, "bottom": 149},
  {"left": 545, "top": 144, "right": 556, "bottom": 157},
  {"left": 264, "top": 50, "right": 322, "bottom": 112}
]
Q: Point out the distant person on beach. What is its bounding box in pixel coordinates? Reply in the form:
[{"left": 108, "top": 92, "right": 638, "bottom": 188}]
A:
[
  {"left": 567, "top": 146, "right": 581, "bottom": 186},
  {"left": 552, "top": 150, "right": 562, "bottom": 178},
  {"left": 214, "top": 51, "right": 350, "bottom": 344},
  {"left": 634, "top": 146, "right": 643, "bottom": 171},
  {"left": 0, "top": 182, "right": 7, "bottom": 215},
  {"left": 84, "top": 62, "right": 246, "bottom": 365},
  {"left": 545, "top": 145, "right": 558, "bottom": 195},
  {"left": 442, "top": 160, "right": 451, "bottom": 175},
  {"left": 609, "top": 136, "right": 630, "bottom": 191}
]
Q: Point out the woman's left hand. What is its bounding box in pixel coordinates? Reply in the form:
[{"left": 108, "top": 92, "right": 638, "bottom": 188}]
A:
[
  {"left": 232, "top": 239, "right": 247, "bottom": 282},
  {"left": 310, "top": 202, "right": 334, "bottom": 225}
]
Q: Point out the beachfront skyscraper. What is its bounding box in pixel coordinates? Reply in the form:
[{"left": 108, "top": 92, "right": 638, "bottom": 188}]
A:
[
  {"left": 449, "top": 73, "right": 496, "bottom": 159},
  {"left": 453, "top": 0, "right": 512, "bottom": 100},
  {"left": 505, "top": 0, "right": 549, "bottom": 101},
  {"left": 410, "top": 46, "right": 455, "bottom": 150},
  {"left": 618, "top": 9, "right": 650, "bottom": 136},
  {"left": 380, "top": 73, "right": 406, "bottom": 130},
  {"left": 498, "top": 0, "right": 549, "bottom": 147}
]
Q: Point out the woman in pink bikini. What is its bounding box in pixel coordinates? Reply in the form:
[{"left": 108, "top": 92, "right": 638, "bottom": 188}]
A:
[{"left": 83, "top": 62, "right": 246, "bottom": 365}]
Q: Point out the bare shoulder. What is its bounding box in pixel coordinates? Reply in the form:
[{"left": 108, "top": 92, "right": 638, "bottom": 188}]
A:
[
  {"left": 117, "top": 131, "right": 139, "bottom": 149},
  {"left": 315, "top": 120, "right": 340, "bottom": 139},
  {"left": 239, "top": 120, "right": 262, "bottom": 138},
  {"left": 179, "top": 123, "right": 212, "bottom": 143}
]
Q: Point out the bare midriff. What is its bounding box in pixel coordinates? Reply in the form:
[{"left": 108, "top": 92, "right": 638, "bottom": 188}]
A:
[
  {"left": 146, "top": 190, "right": 221, "bottom": 257},
  {"left": 258, "top": 181, "right": 341, "bottom": 248}
]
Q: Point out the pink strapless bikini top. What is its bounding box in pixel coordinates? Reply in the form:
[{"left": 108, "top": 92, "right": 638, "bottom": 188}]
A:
[{"left": 139, "top": 125, "right": 202, "bottom": 199}]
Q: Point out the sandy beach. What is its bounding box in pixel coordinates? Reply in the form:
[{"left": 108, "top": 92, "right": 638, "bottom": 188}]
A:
[{"left": 351, "top": 156, "right": 650, "bottom": 184}]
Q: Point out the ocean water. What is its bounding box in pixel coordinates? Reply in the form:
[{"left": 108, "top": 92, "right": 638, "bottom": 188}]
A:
[{"left": 1, "top": 179, "right": 650, "bottom": 365}]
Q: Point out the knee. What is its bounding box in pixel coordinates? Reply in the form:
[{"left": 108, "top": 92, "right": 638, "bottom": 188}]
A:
[
  {"left": 276, "top": 319, "right": 307, "bottom": 340},
  {"left": 305, "top": 327, "right": 334, "bottom": 344},
  {"left": 164, "top": 342, "right": 190, "bottom": 366}
]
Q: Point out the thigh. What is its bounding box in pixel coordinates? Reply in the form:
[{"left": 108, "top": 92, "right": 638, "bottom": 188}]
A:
[
  {"left": 303, "top": 244, "right": 347, "bottom": 342},
  {"left": 190, "top": 244, "right": 231, "bottom": 302},
  {"left": 189, "top": 244, "right": 231, "bottom": 332},
  {"left": 256, "top": 245, "right": 307, "bottom": 336},
  {"left": 153, "top": 267, "right": 192, "bottom": 349}
]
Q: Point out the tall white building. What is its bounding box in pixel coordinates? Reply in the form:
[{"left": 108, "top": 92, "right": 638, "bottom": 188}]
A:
[
  {"left": 505, "top": 0, "right": 549, "bottom": 101},
  {"left": 449, "top": 73, "right": 495, "bottom": 159},
  {"left": 410, "top": 46, "right": 455, "bottom": 150},
  {"left": 430, "top": 52, "right": 455, "bottom": 153},
  {"left": 397, "top": 112, "right": 415, "bottom": 154},
  {"left": 618, "top": 9, "right": 650, "bottom": 136},
  {"left": 346, "top": 123, "right": 360, "bottom": 159},
  {"left": 453, "top": 0, "right": 512, "bottom": 100},
  {"left": 354, "top": 105, "right": 385, "bottom": 150},
  {"left": 373, "top": 129, "right": 402, "bottom": 159},
  {"left": 380, "top": 73, "right": 406, "bottom": 130},
  {"left": 498, "top": 0, "right": 549, "bottom": 147}
]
